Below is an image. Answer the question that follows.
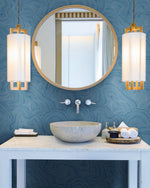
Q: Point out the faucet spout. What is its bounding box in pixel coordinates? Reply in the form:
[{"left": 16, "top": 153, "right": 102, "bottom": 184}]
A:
[
  {"left": 75, "top": 99, "right": 81, "bottom": 114},
  {"left": 76, "top": 104, "right": 79, "bottom": 114}
]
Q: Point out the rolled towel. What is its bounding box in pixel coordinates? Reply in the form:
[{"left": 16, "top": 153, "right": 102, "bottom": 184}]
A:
[
  {"left": 120, "top": 128, "right": 130, "bottom": 139},
  {"left": 128, "top": 128, "right": 138, "bottom": 139}
]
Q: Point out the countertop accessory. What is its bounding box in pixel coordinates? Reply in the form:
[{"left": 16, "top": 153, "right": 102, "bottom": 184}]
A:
[
  {"left": 128, "top": 128, "right": 138, "bottom": 139},
  {"left": 109, "top": 127, "right": 138, "bottom": 132},
  {"left": 108, "top": 130, "right": 120, "bottom": 138},
  {"left": 118, "top": 121, "right": 128, "bottom": 128},
  {"left": 106, "top": 137, "right": 141, "bottom": 144},
  {"left": 112, "top": 122, "right": 116, "bottom": 130},
  {"left": 14, "top": 129, "right": 38, "bottom": 136},
  {"left": 101, "top": 122, "right": 109, "bottom": 139},
  {"left": 120, "top": 128, "right": 130, "bottom": 139}
]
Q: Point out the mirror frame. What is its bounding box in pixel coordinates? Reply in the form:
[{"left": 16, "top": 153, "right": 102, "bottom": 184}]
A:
[{"left": 32, "top": 5, "right": 118, "bottom": 90}]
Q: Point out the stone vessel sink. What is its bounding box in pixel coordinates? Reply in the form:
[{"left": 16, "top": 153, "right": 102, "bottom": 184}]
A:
[{"left": 50, "top": 121, "right": 101, "bottom": 143}]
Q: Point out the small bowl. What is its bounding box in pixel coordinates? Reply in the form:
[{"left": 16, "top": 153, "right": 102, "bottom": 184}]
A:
[{"left": 108, "top": 130, "right": 120, "bottom": 138}]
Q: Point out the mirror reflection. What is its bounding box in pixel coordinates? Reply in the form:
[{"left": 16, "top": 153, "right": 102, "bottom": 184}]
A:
[{"left": 33, "top": 7, "right": 117, "bottom": 89}]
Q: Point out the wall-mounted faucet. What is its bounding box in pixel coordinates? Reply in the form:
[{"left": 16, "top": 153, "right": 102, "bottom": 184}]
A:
[
  {"left": 60, "top": 99, "right": 95, "bottom": 114},
  {"left": 75, "top": 99, "right": 81, "bottom": 114},
  {"left": 60, "top": 99, "right": 71, "bottom": 105}
]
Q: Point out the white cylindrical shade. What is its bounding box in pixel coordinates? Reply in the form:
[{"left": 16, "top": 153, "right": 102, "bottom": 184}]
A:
[
  {"left": 122, "top": 32, "right": 146, "bottom": 82},
  {"left": 7, "top": 33, "right": 31, "bottom": 82},
  {"left": 34, "top": 45, "right": 41, "bottom": 69}
]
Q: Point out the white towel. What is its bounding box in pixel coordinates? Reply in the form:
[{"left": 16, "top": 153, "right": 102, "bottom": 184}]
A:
[
  {"left": 128, "top": 128, "right": 138, "bottom": 139},
  {"left": 118, "top": 121, "right": 128, "bottom": 128},
  {"left": 18, "top": 128, "right": 34, "bottom": 133},
  {"left": 14, "top": 128, "right": 35, "bottom": 135},
  {"left": 120, "top": 128, "right": 130, "bottom": 139}
]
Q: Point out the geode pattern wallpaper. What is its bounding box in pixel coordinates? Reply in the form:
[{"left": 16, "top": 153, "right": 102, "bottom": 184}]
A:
[{"left": 0, "top": 0, "right": 150, "bottom": 187}]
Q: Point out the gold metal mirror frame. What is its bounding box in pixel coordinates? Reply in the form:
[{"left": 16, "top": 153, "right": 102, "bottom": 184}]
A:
[{"left": 32, "top": 5, "right": 118, "bottom": 90}]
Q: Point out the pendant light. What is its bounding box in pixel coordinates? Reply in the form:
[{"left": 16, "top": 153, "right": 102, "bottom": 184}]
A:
[
  {"left": 7, "top": 0, "right": 31, "bottom": 90},
  {"left": 122, "top": 0, "right": 146, "bottom": 90}
]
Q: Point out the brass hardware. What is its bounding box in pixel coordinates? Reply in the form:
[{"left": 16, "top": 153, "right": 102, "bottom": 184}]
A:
[
  {"left": 125, "top": 23, "right": 143, "bottom": 33},
  {"left": 10, "top": 24, "right": 27, "bottom": 34},
  {"left": 10, "top": 81, "right": 28, "bottom": 91},
  {"left": 35, "top": 41, "right": 38, "bottom": 46},
  {"left": 126, "top": 81, "right": 144, "bottom": 90}
]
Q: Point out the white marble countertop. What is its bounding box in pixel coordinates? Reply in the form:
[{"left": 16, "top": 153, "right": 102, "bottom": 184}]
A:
[{"left": 0, "top": 136, "right": 150, "bottom": 152}]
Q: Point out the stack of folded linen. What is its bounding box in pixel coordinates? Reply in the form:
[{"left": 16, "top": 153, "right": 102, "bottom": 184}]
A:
[{"left": 14, "top": 128, "right": 38, "bottom": 136}]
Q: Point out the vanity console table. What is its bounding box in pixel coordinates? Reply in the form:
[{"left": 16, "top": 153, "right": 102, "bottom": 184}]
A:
[{"left": 0, "top": 136, "right": 150, "bottom": 188}]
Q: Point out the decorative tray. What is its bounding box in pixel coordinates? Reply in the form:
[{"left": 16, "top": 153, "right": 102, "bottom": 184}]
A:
[{"left": 106, "top": 137, "right": 141, "bottom": 144}]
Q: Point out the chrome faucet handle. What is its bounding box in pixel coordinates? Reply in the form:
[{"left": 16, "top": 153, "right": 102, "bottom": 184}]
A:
[
  {"left": 75, "top": 99, "right": 81, "bottom": 114},
  {"left": 60, "top": 99, "right": 71, "bottom": 105},
  {"left": 85, "top": 99, "right": 96, "bottom": 106}
]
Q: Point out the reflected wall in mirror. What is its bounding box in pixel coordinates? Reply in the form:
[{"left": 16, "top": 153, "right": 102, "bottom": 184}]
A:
[{"left": 32, "top": 5, "right": 118, "bottom": 90}]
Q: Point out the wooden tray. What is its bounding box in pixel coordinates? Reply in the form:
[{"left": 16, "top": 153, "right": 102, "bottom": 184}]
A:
[
  {"left": 109, "top": 127, "right": 138, "bottom": 131},
  {"left": 106, "top": 137, "right": 141, "bottom": 144}
]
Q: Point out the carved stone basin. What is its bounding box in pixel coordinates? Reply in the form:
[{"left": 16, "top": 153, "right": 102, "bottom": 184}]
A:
[{"left": 50, "top": 121, "right": 101, "bottom": 143}]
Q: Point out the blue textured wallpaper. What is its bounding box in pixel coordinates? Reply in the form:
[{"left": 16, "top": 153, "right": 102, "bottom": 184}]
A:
[{"left": 0, "top": 0, "right": 150, "bottom": 187}]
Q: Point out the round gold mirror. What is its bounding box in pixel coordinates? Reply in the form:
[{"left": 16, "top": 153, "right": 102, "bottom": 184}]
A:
[{"left": 32, "top": 5, "right": 118, "bottom": 90}]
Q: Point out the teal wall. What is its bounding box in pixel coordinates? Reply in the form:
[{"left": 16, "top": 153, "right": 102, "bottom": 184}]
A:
[{"left": 0, "top": 0, "right": 150, "bottom": 187}]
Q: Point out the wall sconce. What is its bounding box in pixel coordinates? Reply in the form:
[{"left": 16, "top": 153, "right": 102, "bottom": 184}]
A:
[
  {"left": 34, "top": 41, "right": 41, "bottom": 69},
  {"left": 122, "top": 0, "right": 146, "bottom": 90},
  {"left": 7, "top": 0, "right": 31, "bottom": 90}
]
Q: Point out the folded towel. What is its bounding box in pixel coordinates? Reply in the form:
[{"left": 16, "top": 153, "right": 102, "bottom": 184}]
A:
[
  {"left": 118, "top": 122, "right": 128, "bottom": 128},
  {"left": 120, "top": 128, "right": 129, "bottom": 139},
  {"left": 18, "top": 128, "right": 34, "bottom": 133},
  {"left": 128, "top": 128, "right": 138, "bottom": 139},
  {"left": 14, "top": 128, "right": 37, "bottom": 136},
  {"left": 14, "top": 131, "right": 38, "bottom": 136}
]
